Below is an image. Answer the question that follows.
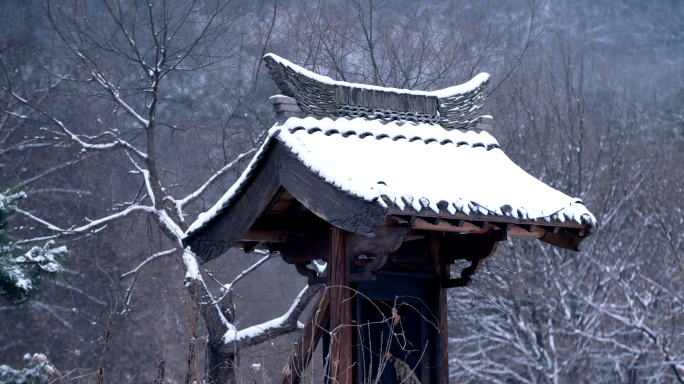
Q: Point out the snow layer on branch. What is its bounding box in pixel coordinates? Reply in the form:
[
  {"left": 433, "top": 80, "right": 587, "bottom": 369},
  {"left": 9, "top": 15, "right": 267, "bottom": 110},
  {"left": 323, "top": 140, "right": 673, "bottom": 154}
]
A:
[
  {"left": 0, "top": 352, "right": 51, "bottom": 383},
  {"left": 222, "top": 286, "right": 308, "bottom": 343},
  {"left": 222, "top": 312, "right": 289, "bottom": 343},
  {"left": 16, "top": 241, "right": 68, "bottom": 274},
  {"left": 0, "top": 190, "right": 26, "bottom": 212},
  {"left": 182, "top": 248, "right": 201, "bottom": 281},
  {"left": 185, "top": 117, "right": 596, "bottom": 239},
  {"left": 264, "top": 53, "right": 490, "bottom": 98},
  {"left": 1, "top": 240, "right": 68, "bottom": 299},
  {"left": 2, "top": 188, "right": 68, "bottom": 302},
  {"left": 1, "top": 260, "right": 32, "bottom": 291}
]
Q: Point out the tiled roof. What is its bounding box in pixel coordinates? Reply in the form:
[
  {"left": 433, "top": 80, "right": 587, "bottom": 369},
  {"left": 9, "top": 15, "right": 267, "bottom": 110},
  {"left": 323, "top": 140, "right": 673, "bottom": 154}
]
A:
[
  {"left": 264, "top": 54, "right": 489, "bottom": 129},
  {"left": 185, "top": 117, "right": 597, "bottom": 238}
]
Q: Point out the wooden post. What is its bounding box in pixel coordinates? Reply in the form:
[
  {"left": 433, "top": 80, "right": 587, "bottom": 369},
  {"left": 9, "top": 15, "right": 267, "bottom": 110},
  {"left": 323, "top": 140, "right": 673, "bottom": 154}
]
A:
[
  {"left": 279, "top": 288, "right": 331, "bottom": 384},
  {"left": 429, "top": 231, "right": 449, "bottom": 384},
  {"left": 329, "top": 226, "right": 352, "bottom": 384}
]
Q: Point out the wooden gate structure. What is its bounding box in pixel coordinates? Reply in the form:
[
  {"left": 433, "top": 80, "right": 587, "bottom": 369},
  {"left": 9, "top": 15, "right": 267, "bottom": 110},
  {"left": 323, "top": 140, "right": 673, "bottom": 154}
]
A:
[{"left": 183, "top": 54, "right": 597, "bottom": 384}]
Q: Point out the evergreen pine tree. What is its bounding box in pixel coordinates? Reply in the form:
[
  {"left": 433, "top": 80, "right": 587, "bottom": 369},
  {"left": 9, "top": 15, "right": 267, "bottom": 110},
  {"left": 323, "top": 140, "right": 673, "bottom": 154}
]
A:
[
  {"left": 0, "top": 353, "right": 54, "bottom": 384},
  {"left": 0, "top": 189, "right": 68, "bottom": 303}
]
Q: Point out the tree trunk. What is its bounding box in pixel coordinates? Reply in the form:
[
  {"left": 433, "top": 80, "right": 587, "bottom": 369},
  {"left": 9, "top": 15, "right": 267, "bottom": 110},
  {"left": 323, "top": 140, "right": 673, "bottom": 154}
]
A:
[
  {"left": 183, "top": 254, "right": 237, "bottom": 384},
  {"left": 207, "top": 347, "right": 238, "bottom": 384}
]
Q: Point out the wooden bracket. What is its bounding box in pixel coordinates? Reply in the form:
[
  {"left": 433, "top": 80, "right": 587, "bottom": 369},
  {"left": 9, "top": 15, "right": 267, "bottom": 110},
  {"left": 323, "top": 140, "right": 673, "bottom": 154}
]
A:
[
  {"left": 439, "top": 229, "right": 506, "bottom": 288},
  {"left": 346, "top": 227, "right": 406, "bottom": 255},
  {"left": 440, "top": 257, "right": 485, "bottom": 288},
  {"left": 242, "top": 241, "right": 262, "bottom": 254},
  {"left": 345, "top": 226, "right": 405, "bottom": 282},
  {"left": 538, "top": 230, "right": 583, "bottom": 251},
  {"left": 294, "top": 261, "right": 328, "bottom": 286},
  {"left": 392, "top": 215, "right": 416, "bottom": 235},
  {"left": 348, "top": 253, "right": 389, "bottom": 283}
]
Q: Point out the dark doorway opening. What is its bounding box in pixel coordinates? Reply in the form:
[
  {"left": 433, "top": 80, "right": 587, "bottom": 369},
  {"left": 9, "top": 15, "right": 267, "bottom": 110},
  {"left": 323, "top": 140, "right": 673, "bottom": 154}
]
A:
[{"left": 353, "top": 271, "right": 439, "bottom": 384}]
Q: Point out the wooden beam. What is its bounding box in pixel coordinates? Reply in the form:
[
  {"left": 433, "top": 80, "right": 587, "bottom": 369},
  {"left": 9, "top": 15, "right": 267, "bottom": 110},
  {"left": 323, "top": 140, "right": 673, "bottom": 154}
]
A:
[
  {"left": 426, "top": 216, "right": 440, "bottom": 225},
  {"left": 346, "top": 226, "right": 407, "bottom": 256},
  {"left": 263, "top": 187, "right": 287, "bottom": 215},
  {"left": 279, "top": 289, "right": 331, "bottom": 384},
  {"left": 508, "top": 224, "right": 545, "bottom": 239},
  {"left": 352, "top": 258, "right": 436, "bottom": 275},
  {"left": 273, "top": 226, "right": 410, "bottom": 266},
  {"left": 328, "top": 227, "right": 352, "bottom": 384},
  {"left": 443, "top": 218, "right": 464, "bottom": 227},
  {"left": 411, "top": 216, "right": 490, "bottom": 234},
  {"left": 493, "top": 222, "right": 513, "bottom": 231},
  {"left": 271, "top": 233, "right": 330, "bottom": 264},
  {"left": 539, "top": 230, "right": 583, "bottom": 252},
  {"left": 428, "top": 232, "right": 449, "bottom": 384},
  {"left": 408, "top": 216, "right": 548, "bottom": 239},
  {"left": 440, "top": 232, "right": 501, "bottom": 264},
  {"left": 242, "top": 214, "right": 330, "bottom": 243}
]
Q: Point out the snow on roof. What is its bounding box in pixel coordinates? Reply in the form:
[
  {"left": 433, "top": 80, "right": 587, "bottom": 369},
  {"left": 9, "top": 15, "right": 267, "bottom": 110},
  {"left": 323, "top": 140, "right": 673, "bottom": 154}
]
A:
[
  {"left": 264, "top": 53, "right": 490, "bottom": 98},
  {"left": 263, "top": 53, "right": 490, "bottom": 129},
  {"left": 185, "top": 117, "right": 596, "bottom": 239}
]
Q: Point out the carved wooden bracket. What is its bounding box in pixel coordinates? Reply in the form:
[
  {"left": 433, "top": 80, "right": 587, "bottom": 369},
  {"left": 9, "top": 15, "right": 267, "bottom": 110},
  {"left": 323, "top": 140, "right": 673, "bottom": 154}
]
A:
[
  {"left": 346, "top": 227, "right": 407, "bottom": 255},
  {"left": 294, "top": 261, "right": 328, "bottom": 286},
  {"left": 440, "top": 249, "right": 493, "bottom": 288},
  {"left": 440, "top": 228, "right": 507, "bottom": 288},
  {"left": 346, "top": 226, "right": 405, "bottom": 282},
  {"left": 348, "top": 252, "right": 389, "bottom": 283}
]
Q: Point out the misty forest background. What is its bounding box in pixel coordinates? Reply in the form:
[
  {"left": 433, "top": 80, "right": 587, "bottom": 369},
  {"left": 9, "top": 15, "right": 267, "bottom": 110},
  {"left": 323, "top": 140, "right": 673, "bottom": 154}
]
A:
[{"left": 0, "top": 0, "right": 683, "bottom": 383}]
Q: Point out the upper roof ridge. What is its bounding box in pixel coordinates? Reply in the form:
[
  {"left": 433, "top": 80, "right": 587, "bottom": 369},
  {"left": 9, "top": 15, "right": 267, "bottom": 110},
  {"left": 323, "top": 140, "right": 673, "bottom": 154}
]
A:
[{"left": 264, "top": 53, "right": 491, "bottom": 130}]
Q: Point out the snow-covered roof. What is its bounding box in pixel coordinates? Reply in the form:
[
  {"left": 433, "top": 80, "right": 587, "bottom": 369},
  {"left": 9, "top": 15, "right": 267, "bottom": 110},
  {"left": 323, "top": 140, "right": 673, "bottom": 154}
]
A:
[
  {"left": 185, "top": 117, "right": 596, "bottom": 239},
  {"left": 265, "top": 53, "right": 489, "bottom": 98},
  {"left": 264, "top": 54, "right": 489, "bottom": 129}
]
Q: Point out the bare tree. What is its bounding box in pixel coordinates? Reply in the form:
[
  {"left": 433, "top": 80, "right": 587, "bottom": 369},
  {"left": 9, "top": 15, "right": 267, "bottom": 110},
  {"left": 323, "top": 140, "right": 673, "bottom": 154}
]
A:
[
  {"left": 0, "top": 1, "right": 318, "bottom": 382},
  {"left": 447, "top": 25, "right": 684, "bottom": 383}
]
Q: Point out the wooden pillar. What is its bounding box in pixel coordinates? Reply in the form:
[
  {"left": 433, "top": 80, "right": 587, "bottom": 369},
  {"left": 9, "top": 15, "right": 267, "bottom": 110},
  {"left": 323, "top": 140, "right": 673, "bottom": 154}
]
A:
[
  {"left": 279, "top": 288, "right": 330, "bottom": 384},
  {"left": 329, "top": 226, "right": 352, "bottom": 384},
  {"left": 429, "top": 231, "right": 450, "bottom": 384}
]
